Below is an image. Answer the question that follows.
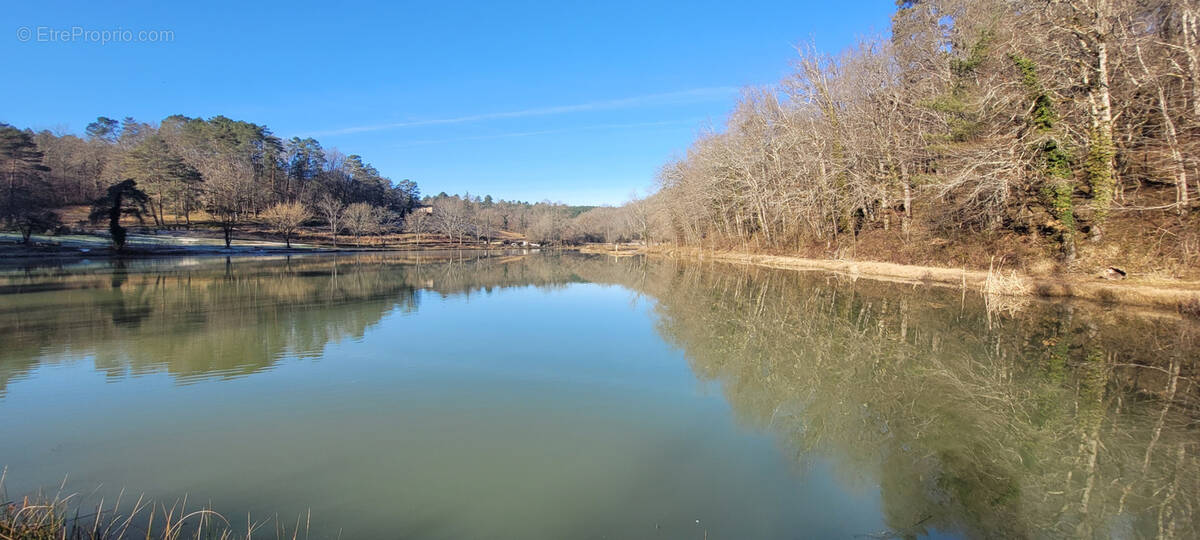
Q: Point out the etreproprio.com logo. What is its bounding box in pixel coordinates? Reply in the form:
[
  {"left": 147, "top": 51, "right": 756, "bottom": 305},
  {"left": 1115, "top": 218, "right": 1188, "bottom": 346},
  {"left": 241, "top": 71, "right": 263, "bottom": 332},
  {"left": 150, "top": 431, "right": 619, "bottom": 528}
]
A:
[{"left": 16, "top": 26, "right": 174, "bottom": 44}]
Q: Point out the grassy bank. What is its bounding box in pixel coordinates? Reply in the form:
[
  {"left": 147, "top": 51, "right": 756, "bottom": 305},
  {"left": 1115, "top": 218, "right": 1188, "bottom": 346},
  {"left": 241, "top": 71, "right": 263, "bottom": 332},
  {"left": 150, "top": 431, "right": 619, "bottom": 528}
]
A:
[
  {"left": 2, "top": 204, "right": 530, "bottom": 258},
  {"left": 638, "top": 245, "right": 1200, "bottom": 315},
  {"left": 0, "top": 229, "right": 529, "bottom": 262},
  {"left": 0, "top": 475, "right": 311, "bottom": 540},
  {"left": 574, "top": 243, "right": 641, "bottom": 257}
]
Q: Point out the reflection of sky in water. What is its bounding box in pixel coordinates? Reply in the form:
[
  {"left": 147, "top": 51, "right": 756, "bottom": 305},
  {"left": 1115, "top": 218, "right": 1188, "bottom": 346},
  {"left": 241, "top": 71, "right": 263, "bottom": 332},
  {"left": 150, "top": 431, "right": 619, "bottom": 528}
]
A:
[
  {"left": 2, "top": 253, "right": 1195, "bottom": 539},
  {"left": 1, "top": 276, "right": 887, "bottom": 539}
]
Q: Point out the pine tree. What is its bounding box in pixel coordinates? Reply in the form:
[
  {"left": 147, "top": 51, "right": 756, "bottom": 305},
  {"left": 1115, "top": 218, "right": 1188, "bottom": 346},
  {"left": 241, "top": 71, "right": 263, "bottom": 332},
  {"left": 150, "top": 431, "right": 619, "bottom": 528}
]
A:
[
  {"left": 89, "top": 179, "right": 150, "bottom": 251},
  {"left": 0, "top": 124, "right": 55, "bottom": 243},
  {"left": 123, "top": 135, "right": 201, "bottom": 227}
]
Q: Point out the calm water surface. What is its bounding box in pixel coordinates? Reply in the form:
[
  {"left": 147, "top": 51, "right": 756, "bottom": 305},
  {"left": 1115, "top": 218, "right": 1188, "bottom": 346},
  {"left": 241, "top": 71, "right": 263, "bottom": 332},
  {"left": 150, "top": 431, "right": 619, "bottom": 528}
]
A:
[{"left": 0, "top": 252, "right": 1196, "bottom": 538}]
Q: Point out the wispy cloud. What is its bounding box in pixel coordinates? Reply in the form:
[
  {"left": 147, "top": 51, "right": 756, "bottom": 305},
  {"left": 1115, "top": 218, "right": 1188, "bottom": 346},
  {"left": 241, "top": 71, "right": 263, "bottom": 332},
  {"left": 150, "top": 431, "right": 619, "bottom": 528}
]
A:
[
  {"left": 304, "top": 87, "right": 736, "bottom": 137},
  {"left": 393, "top": 118, "right": 704, "bottom": 147}
]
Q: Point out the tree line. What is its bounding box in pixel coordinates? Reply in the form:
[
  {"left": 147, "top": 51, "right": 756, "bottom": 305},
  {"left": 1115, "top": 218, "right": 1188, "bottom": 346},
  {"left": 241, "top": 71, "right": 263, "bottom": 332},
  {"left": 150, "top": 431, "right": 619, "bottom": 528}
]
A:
[
  {"left": 2, "top": 114, "right": 420, "bottom": 247},
  {"left": 411, "top": 192, "right": 638, "bottom": 246},
  {"left": 631, "top": 0, "right": 1199, "bottom": 268},
  {"left": 2, "top": 112, "right": 639, "bottom": 249},
  {"left": 8, "top": 0, "right": 1197, "bottom": 261}
]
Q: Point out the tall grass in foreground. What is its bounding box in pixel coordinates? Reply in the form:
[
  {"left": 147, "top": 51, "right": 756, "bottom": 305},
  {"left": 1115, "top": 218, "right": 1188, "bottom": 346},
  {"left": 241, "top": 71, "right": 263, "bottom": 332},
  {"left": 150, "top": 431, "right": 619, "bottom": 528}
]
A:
[{"left": 0, "top": 469, "right": 311, "bottom": 540}]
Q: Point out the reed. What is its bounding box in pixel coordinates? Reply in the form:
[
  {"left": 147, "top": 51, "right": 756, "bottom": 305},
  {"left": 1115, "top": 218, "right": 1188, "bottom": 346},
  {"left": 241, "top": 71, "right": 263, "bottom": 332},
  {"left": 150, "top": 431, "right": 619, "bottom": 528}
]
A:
[
  {"left": 0, "top": 469, "right": 310, "bottom": 540},
  {"left": 982, "top": 257, "right": 1032, "bottom": 316}
]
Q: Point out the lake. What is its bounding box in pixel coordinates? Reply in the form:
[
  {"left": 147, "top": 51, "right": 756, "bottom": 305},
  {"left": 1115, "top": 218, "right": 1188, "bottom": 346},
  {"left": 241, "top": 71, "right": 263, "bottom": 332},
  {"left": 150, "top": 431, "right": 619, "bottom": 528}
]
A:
[{"left": 1, "top": 252, "right": 1196, "bottom": 538}]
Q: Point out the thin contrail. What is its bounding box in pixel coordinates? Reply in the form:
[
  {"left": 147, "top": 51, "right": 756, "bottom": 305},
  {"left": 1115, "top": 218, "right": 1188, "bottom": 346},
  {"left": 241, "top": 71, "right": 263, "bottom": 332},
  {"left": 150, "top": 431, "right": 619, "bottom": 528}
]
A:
[
  {"left": 393, "top": 118, "right": 705, "bottom": 147},
  {"left": 304, "top": 87, "right": 736, "bottom": 137}
]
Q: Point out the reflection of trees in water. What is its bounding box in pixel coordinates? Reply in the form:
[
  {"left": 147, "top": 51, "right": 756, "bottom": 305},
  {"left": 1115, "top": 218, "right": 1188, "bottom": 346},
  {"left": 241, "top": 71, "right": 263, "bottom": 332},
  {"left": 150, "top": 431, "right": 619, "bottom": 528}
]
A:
[
  {"left": 2, "top": 253, "right": 1196, "bottom": 538},
  {"left": 0, "top": 252, "right": 588, "bottom": 393},
  {"left": 590, "top": 258, "right": 1199, "bottom": 539},
  {"left": 401, "top": 253, "right": 586, "bottom": 298}
]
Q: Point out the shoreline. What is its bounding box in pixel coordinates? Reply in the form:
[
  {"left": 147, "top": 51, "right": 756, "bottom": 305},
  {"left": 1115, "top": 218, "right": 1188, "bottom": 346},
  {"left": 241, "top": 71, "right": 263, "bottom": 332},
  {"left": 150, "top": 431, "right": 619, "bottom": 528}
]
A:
[
  {"left": 635, "top": 245, "right": 1200, "bottom": 315},
  {"left": 8, "top": 235, "right": 1200, "bottom": 314},
  {"left": 0, "top": 233, "right": 524, "bottom": 263}
]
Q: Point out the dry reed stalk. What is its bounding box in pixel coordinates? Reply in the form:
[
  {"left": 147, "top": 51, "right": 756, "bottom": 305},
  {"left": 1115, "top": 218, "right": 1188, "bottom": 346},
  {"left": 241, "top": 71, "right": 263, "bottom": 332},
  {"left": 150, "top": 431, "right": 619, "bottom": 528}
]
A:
[
  {"left": 0, "top": 473, "right": 307, "bottom": 540},
  {"left": 982, "top": 257, "right": 1032, "bottom": 317}
]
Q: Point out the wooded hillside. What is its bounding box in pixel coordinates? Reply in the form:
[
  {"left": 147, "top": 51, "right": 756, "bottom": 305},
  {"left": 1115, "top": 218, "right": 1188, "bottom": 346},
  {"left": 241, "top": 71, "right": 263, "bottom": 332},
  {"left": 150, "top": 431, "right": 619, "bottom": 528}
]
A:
[{"left": 641, "top": 0, "right": 1200, "bottom": 276}]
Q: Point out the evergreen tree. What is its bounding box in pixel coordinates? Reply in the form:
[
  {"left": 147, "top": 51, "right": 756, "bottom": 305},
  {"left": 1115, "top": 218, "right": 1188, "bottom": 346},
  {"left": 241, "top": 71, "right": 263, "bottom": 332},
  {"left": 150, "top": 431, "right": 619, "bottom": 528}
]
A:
[
  {"left": 123, "top": 135, "right": 201, "bottom": 227},
  {"left": 85, "top": 117, "right": 120, "bottom": 143},
  {"left": 0, "top": 123, "right": 55, "bottom": 243},
  {"left": 89, "top": 179, "right": 150, "bottom": 251}
]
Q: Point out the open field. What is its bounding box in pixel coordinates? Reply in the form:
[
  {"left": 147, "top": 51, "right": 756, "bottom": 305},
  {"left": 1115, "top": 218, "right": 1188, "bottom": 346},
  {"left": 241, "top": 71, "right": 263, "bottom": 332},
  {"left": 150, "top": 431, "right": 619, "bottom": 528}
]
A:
[{"left": 2, "top": 205, "right": 531, "bottom": 260}]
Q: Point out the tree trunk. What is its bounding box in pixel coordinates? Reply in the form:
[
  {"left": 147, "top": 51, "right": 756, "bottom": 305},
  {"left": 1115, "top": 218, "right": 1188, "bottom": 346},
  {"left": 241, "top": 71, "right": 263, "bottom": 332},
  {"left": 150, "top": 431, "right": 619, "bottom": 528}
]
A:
[
  {"left": 109, "top": 192, "right": 125, "bottom": 251},
  {"left": 1086, "top": 10, "right": 1116, "bottom": 240},
  {"left": 1156, "top": 86, "right": 1189, "bottom": 209},
  {"left": 1184, "top": 8, "right": 1200, "bottom": 120}
]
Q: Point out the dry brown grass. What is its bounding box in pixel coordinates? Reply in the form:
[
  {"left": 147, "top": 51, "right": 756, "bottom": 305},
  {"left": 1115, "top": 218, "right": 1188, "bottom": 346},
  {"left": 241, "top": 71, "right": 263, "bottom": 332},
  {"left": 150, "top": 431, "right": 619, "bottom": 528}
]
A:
[
  {"left": 982, "top": 258, "right": 1033, "bottom": 296},
  {"left": 0, "top": 470, "right": 310, "bottom": 540},
  {"left": 1179, "top": 297, "right": 1200, "bottom": 319},
  {"left": 576, "top": 244, "right": 642, "bottom": 257},
  {"left": 982, "top": 258, "right": 1033, "bottom": 315},
  {"left": 645, "top": 245, "right": 1200, "bottom": 315},
  {"left": 47, "top": 204, "right": 528, "bottom": 252}
]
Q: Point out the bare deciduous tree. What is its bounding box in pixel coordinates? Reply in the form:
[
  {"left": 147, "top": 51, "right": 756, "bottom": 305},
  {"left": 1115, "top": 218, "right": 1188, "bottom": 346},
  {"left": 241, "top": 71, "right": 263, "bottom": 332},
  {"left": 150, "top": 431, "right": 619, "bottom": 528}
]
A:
[
  {"left": 316, "top": 194, "right": 345, "bottom": 247},
  {"left": 432, "top": 197, "right": 472, "bottom": 245},
  {"left": 405, "top": 208, "right": 430, "bottom": 246},
  {"left": 343, "top": 202, "right": 384, "bottom": 245},
  {"left": 632, "top": 0, "right": 1198, "bottom": 267},
  {"left": 261, "top": 201, "right": 310, "bottom": 248}
]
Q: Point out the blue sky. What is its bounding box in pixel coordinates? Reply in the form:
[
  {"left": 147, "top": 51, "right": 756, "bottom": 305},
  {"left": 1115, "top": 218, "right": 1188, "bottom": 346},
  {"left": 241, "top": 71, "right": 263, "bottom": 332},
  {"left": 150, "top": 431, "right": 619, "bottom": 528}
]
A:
[{"left": 3, "top": 1, "right": 896, "bottom": 205}]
